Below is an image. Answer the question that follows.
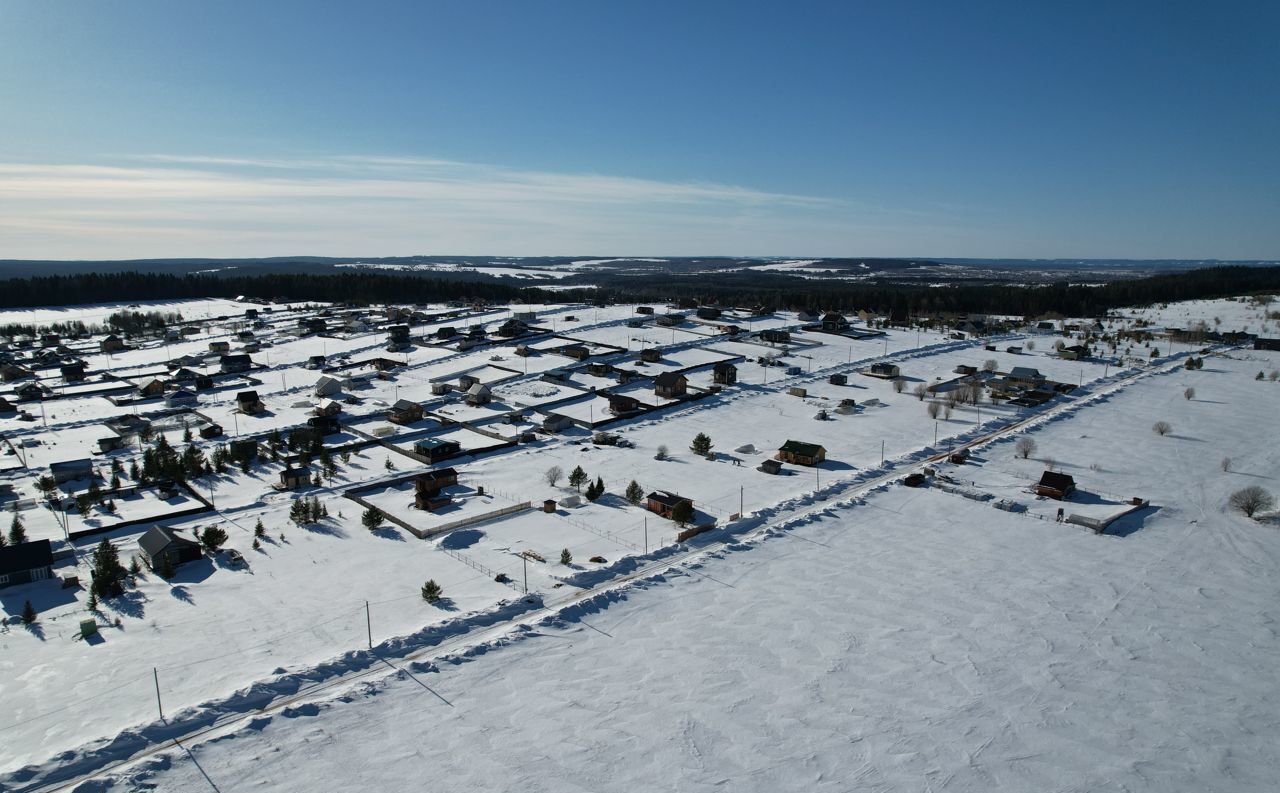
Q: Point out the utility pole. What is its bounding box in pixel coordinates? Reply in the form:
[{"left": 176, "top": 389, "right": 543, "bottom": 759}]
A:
[
  {"left": 880, "top": 439, "right": 885, "bottom": 466},
  {"left": 366, "top": 600, "right": 372, "bottom": 649},
  {"left": 522, "top": 554, "right": 528, "bottom": 594},
  {"left": 739, "top": 485, "right": 744, "bottom": 517},
  {"left": 644, "top": 516, "right": 649, "bottom": 553},
  {"left": 934, "top": 421, "right": 938, "bottom": 447},
  {"left": 153, "top": 668, "right": 164, "bottom": 722}
]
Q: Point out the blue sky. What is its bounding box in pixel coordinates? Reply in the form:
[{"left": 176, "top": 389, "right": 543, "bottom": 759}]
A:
[{"left": 1, "top": 0, "right": 1277, "bottom": 259}]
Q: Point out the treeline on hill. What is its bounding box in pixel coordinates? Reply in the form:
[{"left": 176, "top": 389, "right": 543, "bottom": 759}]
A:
[{"left": 0, "top": 266, "right": 1277, "bottom": 319}]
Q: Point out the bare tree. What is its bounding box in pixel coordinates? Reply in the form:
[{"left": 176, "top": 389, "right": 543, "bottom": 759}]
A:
[
  {"left": 1015, "top": 437, "right": 1036, "bottom": 459},
  {"left": 966, "top": 381, "right": 984, "bottom": 405},
  {"left": 1221, "top": 457, "right": 1232, "bottom": 473},
  {"left": 983, "top": 359, "right": 998, "bottom": 372},
  {"left": 1183, "top": 387, "right": 1195, "bottom": 401},
  {"left": 913, "top": 382, "right": 927, "bottom": 401},
  {"left": 893, "top": 378, "right": 906, "bottom": 394},
  {"left": 1152, "top": 420, "right": 1172, "bottom": 436},
  {"left": 655, "top": 444, "right": 669, "bottom": 461},
  {"left": 1025, "top": 340, "right": 1036, "bottom": 351},
  {"left": 1229, "top": 486, "right": 1274, "bottom": 518},
  {"left": 1270, "top": 370, "right": 1279, "bottom": 382},
  {"left": 943, "top": 403, "right": 953, "bottom": 420},
  {"left": 544, "top": 465, "right": 563, "bottom": 488},
  {"left": 927, "top": 401, "right": 941, "bottom": 419}
]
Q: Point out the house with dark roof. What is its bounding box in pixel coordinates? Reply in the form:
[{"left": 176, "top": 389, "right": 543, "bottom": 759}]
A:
[
  {"left": 220, "top": 353, "right": 253, "bottom": 374},
  {"left": 777, "top": 440, "right": 826, "bottom": 466},
  {"left": 821, "top": 313, "right": 849, "bottom": 332},
  {"left": 1007, "top": 367, "right": 1046, "bottom": 387},
  {"left": 388, "top": 399, "right": 424, "bottom": 425},
  {"left": 278, "top": 466, "right": 312, "bottom": 490},
  {"left": 414, "top": 467, "right": 459, "bottom": 511},
  {"left": 50, "top": 458, "right": 94, "bottom": 484},
  {"left": 164, "top": 389, "right": 198, "bottom": 408},
  {"left": 1035, "top": 471, "right": 1076, "bottom": 500},
  {"left": 99, "top": 334, "right": 126, "bottom": 352},
  {"left": 608, "top": 394, "right": 642, "bottom": 416},
  {"left": 654, "top": 372, "right": 687, "bottom": 398},
  {"left": 712, "top": 362, "right": 738, "bottom": 385},
  {"left": 646, "top": 490, "right": 693, "bottom": 519},
  {"left": 236, "top": 390, "right": 264, "bottom": 414},
  {"left": 414, "top": 437, "right": 462, "bottom": 462},
  {"left": 138, "top": 527, "right": 203, "bottom": 571},
  {"left": 868, "top": 362, "right": 900, "bottom": 378},
  {"left": 0, "top": 540, "right": 54, "bottom": 589},
  {"left": 60, "top": 362, "right": 86, "bottom": 382}
]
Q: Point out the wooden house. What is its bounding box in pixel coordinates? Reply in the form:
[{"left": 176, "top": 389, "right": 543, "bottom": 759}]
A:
[
  {"left": 868, "top": 362, "right": 900, "bottom": 378},
  {"left": 137, "top": 377, "right": 167, "bottom": 398},
  {"left": 388, "top": 399, "right": 424, "bottom": 425},
  {"left": 465, "top": 383, "right": 492, "bottom": 406},
  {"left": 777, "top": 440, "right": 826, "bottom": 466},
  {"left": 712, "top": 362, "right": 738, "bottom": 385},
  {"left": 828, "top": 373, "right": 848, "bottom": 385},
  {"left": 608, "top": 394, "right": 641, "bottom": 415},
  {"left": 654, "top": 372, "right": 687, "bottom": 398},
  {"left": 640, "top": 348, "right": 662, "bottom": 363},
  {"left": 646, "top": 490, "right": 693, "bottom": 519},
  {"left": 1035, "top": 471, "right": 1076, "bottom": 500},
  {"left": 414, "top": 467, "right": 459, "bottom": 510},
  {"left": 209, "top": 340, "right": 231, "bottom": 354},
  {"left": 278, "top": 466, "right": 311, "bottom": 490},
  {"left": 760, "top": 329, "right": 791, "bottom": 344},
  {"left": 60, "top": 362, "right": 86, "bottom": 382},
  {"left": 219, "top": 353, "right": 253, "bottom": 374},
  {"left": 99, "top": 334, "right": 126, "bottom": 352}
]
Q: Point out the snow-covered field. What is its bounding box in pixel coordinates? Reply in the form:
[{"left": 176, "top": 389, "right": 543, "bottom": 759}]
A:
[
  {"left": 1, "top": 295, "right": 1277, "bottom": 791},
  {"left": 83, "top": 345, "right": 1280, "bottom": 793}
]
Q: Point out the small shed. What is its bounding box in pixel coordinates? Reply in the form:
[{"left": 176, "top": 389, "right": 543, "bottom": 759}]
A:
[
  {"left": 757, "top": 459, "right": 783, "bottom": 475},
  {"left": 828, "top": 373, "right": 848, "bottom": 386}
]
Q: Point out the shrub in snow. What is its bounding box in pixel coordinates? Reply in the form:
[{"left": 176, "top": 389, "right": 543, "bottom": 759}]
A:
[{"left": 1229, "top": 486, "right": 1273, "bottom": 518}]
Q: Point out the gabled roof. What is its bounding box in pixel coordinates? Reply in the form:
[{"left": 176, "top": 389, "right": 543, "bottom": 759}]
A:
[
  {"left": 646, "top": 490, "right": 692, "bottom": 508},
  {"left": 779, "top": 439, "right": 825, "bottom": 457},
  {"left": 1038, "top": 470, "right": 1075, "bottom": 491},
  {"left": 139, "top": 526, "right": 200, "bottom": 558},
  {"left": 713, "top": 361, "right": 737, "bottom": 372},
  {"left": 0, "top": 539, "right": 53, "bottom": 575},
  {"left": 236, "top": 390, "right": 260, "bottom": 402},
  {"left": 1008, "top": 366, "right": 1044, "bottom": 380},
  {"left": 391, "top": 399, "right": 420, "bottom": 412},
  {"left": 654, "top": 372, "right": 686, "bottom": 388}
]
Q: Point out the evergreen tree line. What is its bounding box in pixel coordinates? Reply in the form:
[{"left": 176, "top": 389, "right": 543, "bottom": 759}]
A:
[{"left": 0, "top": 265, "right": 1277, "bottom": 320}]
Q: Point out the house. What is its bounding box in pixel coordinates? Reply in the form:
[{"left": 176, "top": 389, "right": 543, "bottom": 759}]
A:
[
  {"left": 1007, "top": 367, "right": 1046, "bottom": 387},
  {"left": 458, "top": 374, "right": 481, "bottom": 391},
  {"left": 542, "top": 413, "right": 573, "bottom": 432},
  {"left": 137, "top": 377, "right": 167, "bottom": 398},
  {"left": 561, "top": 344, "right": 591, "bottom": 361},
  {"left": 0, "top": 396, "right": 14, "bottom": 413},
  {"left": 414, "top": 467, "right": 458, "bottom": 510},
  {"left": 654, "top": 372, "right": 687, "bottom": 398},
  {"left": 16, "top": 383, "right": 46, "bottom": 401},
  {"left": 635, "top": 306, "right": 655, "bottom": 315},
  {"left": 308, "top": 415, "right": 341, "bottom": 435},
  {"left": 1005, "top": 346, "right": 1023, "bottom": 354},
  {"left": 1035, "top": 470, "right": 1076, "bottom": 500},
  {"left": 640, "top": 348, "right": 662, "bottom": 363},
  {"left": 314, "top": 375, "right": 344, "bottom": 397},
  {"left": 219, "top": 354, "right": 253, "bottom": 374},
  {"left": 60, "top": 362, "right": 86, "bottom": 382},
  {"left": 646, "top": 490, "right": 694, "bottom": 519},
  {"left": 236, "top": 390, "right": 264, "bottom": 413},
  {"left": 712, "top": 362, "right": 738, "bottom": 385},
  {"left": 387, "top": 324, "right": 411, "bottom": 344},
  {"left": 209, "top": 340, "right": 231, "bottom": 354},
  {"left": 1059, "top": 344, "right": 1090, "bottom": 361},
  {"left": 236, "top": 330, "right": 255, "bottom": 343},
  {"left": 164, "top": 389, "right": 198, "bottom": 408},
  {"left": 0, "top": 539, "right": 54, "bottom": 588},
  {"left": 1254, "top": 338, "right": 1280, "bottom": 352},
  {"left": 797, "top": 309, "right": 820, "bottom": 323},
  {"left": 278, "top": 467, "right": 312, "bottom": 490},
  {"left": 608, "top": 394, "right": 642, "bottom": 415},
  {"left": 39, "top": 333, "right": 60, "bottom": 348},
  {"left": 777, "top": 440, "right": 826, "bottom": 466},
  {"left": 656, "top": 313, "right": 683, "bottom": 327},
  {"left": 388, "top": 399, "right": 424, "bottom": 425},
  {"left": 99, "top": 334, "right": 125, "bottom": 353},
  {"left": 954, "top": 364, "right": 978, "bottom": 376},
  {"left": 199, "top": 423, "right": 224, "bottom": 439},
  {"left": 314, "top": 398, "right": 342, "bottom": 417},
  {"left": 465, "top": 383, "right": 492, "bottom": 406},
  {"left": 821, "top": 312, "right": 849, "bottom": 332},
  {"left": 868, "top": 362, "right": 900, "bottom": 378},
  {"left": 1, "top": 363, "right": 31, "bottom": 382},
  {"left": 50, "top": 458, "right": 94, "bottom": 484},
  {"left": 696, "top": 306, "right": 722, "bottom": 320},
  {"left": 306, "top": 355, "right": 327, "bottom": 370},
  {"left": 757, "top": 458, "right": 783, "bottom": 475},
  {"left": 300, "top": 317, "right": 327, "bottom": 335},
  {"left": 586, "top": 362, "right": 613, "bottom": 377},
  {"left": 496, "top": 319, "right": 526, "bottom": 337},
  {"left": 760, "top": 329, "right": 791, "bottom": 344},
  {"left": 828, "top": 373, "right": 848, "bottom": 385},
  {"left": 138, "top": 527, "right": 203, "bottom": 571},
  {"left": 413, "top": 437, "right": 462, "bottom": 462}
]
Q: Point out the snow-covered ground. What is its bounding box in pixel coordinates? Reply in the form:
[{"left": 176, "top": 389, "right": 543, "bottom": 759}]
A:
[
  {"left": 76, "top": 343, "right": 1280, "bottom": 793},
  {"left": 1, "top": 295, "right": 1277, "bottom": 791}
]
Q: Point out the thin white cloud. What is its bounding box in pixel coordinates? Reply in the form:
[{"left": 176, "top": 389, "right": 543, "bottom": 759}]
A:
[{"left": 0, "top": 154, "right": 943, "bottom": 259}]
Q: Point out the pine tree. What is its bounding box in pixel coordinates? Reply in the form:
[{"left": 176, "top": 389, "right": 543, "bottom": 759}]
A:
[
  {"left": 586, "top": 476, "right": 605, "bottom": 502},
  {"left": 421, "top": 579, "right": 443, "bottom": 603},
  {"left": 254, "top": 519, "right": 266, "bottom": 538},
  {"left": 90, "top": 538, "right": 126, "bottom": 598},
  {"left": 560, "top": 548, "right": 573, "bottom": 565},
  {"left": 691, "top": 432, "right": 713, "bottom": 455},
  {"left": 157, "top": 553, "right": 176, "bottom": 579},
  {"left": 362, "top": 506, "right": 385, "bottom": 531},
  {"left": 200, "top": 525, "right": 228, "bottom": 551},
  {"left": 671, "top": 500, "right": 694, "bottom": 528},
  {"left": 110, "top": 471, "right": 121, "bottom": 490},
  {"left": 21, "top": 600, "right": 37, "bottom": 624},
  {"left": 625, "top": 480, "right": 644, "bottom": 505},
  {"left": 87, "top": 591, "right": 98, "bottom": 611},
  {"left": 129, "top": 460, "right": 141, "bottom": 481},
  {"left": 568, "top": 465, "right": 588, "bottom": 493},
  {"left": 8, "top": 510, "right": 26, "bottom": 545},
  {"left": 129, "top": 555, "right": 141, "bottom": 576}
]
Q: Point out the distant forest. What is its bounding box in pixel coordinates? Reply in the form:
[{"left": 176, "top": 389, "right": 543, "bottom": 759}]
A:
[{"left": 0, "top": 266, "right": 1277, "bottom": 320}]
